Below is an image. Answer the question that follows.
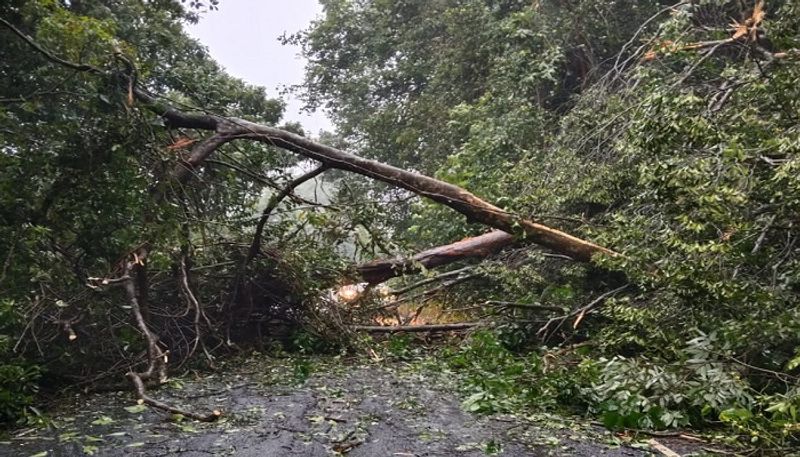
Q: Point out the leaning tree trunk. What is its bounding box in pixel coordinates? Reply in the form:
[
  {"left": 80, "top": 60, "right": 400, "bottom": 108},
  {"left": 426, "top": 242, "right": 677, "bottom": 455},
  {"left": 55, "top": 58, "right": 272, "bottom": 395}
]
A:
[
  {"left": 1, "top": 15, "right": 617, "bottom": 262},
  {"left": 137, "top": 90, "right": 617, "bottom": 262},
  {"left": 356, "top": 230, "right": 515, "bottom": 284},
  {"left": 0, "top": 16, "right": 615, "bottom": 421}
]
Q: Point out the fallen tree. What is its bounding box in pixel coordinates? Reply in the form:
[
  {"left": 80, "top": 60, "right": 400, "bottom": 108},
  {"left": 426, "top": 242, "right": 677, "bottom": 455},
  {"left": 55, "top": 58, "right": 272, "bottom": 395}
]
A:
[
  {"left": 2, "top": 17, "right": 617, "bottom": 420},
  {"left": 2, "top": 16, "right": 616, "bottom": 261},
  {"left": 139, "top": 96, "right": 617, "bottom": 262},
  {"left": 356, "top": 230, "right": 515, "bottom": 284}
]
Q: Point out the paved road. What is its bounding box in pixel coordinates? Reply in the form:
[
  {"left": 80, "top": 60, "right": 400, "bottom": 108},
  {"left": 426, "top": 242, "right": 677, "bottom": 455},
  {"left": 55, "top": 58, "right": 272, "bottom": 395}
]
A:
[{"left": 1, "top": 357, "right": 699, "bottom": 456}]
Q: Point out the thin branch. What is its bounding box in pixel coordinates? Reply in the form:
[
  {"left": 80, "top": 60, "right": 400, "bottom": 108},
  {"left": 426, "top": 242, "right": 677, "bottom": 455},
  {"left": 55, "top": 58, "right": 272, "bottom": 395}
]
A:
[
  {"left": 389, "top": 273, "right": 482, "bottom": 307},
  {"left": 352, "top": 323, "right": 478, "bottom": 333},
  {"left": 178, "top": 254, "right": 214, "bottom": 367},
  {"left": 0, "top": 228, "right": 20, "bottom": 286},
  {"left": 88, "top": 259, "right": 221, "bottom": 421},
  {"left": 751, "top": 215, "right": 776, "bottom": 255},
  {"left": 246, "top": 164, "right": 328, "bottom": 262},
  {"left": 127, "top": 372, "right": 221, "bottom": 422},
  {"left": 538, "top": 284, "right": 630, "bottom": 342},
  {"left": 389, "top": 266, "right": 475, "bottom": 296},
  {"left": 0, "top": 17, "right": 103, "bottom": 74}
]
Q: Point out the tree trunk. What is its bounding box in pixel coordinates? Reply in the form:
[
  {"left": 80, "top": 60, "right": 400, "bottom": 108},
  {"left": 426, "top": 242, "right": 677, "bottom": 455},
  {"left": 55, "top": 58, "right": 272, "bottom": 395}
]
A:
[
  {"left": 357, "top": 230, "right": 514, "bottom": 284},
  {"left": 2, "top": 17, "right": 617, "bottom": 262},
  {"left": 234, "top": 126, "right": 615, "bottom": 262},
  {"left": 137, "top": 91, "right": 618, "bottom": 262}
]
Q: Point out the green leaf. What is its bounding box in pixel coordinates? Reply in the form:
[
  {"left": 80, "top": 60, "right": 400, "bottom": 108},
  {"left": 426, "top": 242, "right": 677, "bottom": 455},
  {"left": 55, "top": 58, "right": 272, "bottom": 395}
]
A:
[
  {"left": 719, "top": 408, "right": 753, "bottom": 423},
  {"left": 602, "top": 410, "right": 621, "bottom": 429},
  {"left": 124, "top": 404, "right": 148, "bottom": 414},
  {"left": 461, "top": 392, "right": 486, "bottom": 412},
  {"left": 786, "top": 353, "right": 800, "bottom": 371},
  {"left": 90, "top": 416, "right": 115, "bottom": 426}
]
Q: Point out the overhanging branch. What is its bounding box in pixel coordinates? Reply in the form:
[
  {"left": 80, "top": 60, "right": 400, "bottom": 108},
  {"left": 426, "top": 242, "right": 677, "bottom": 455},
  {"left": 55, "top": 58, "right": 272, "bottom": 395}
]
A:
[
  {"left": 133, "top": 101, "right": 617, "bottom": 261},
  {"left": 236, "top": 128, "right": 615, "bottom": 261},
  {"left": 3, "top": 16, "right": 619, "bottom": 262}
]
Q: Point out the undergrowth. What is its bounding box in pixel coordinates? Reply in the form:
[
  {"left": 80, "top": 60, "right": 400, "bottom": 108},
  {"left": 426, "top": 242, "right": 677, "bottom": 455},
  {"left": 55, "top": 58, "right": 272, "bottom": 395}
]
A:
[{"left": 424, "top": 329, "right": 800, "bottom": 452}]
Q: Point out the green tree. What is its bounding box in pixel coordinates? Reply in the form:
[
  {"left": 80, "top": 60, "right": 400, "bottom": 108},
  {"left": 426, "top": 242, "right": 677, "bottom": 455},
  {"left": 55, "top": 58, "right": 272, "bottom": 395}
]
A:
[
  {"left": 295, "top": 0, "right": 800, "bottom": 443},
  {"left": 0, "top": 0, "right": 288, "bottom": 422}
]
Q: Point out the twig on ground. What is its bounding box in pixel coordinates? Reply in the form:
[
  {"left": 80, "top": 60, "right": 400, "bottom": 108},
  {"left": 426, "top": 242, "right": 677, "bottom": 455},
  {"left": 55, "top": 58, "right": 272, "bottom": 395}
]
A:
[
  {"left": 127, "top": 372, "right": 221, "bottom": 422},
  {"left": 648, "top": 438, "right": 681, "bottom": 457}
]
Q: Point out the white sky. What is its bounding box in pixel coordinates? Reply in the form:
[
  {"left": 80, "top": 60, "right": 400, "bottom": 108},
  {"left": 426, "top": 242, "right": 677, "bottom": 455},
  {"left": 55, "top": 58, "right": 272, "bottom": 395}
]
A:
[{"left": 185, "top": 0, "right": 333, "bottom": 136}]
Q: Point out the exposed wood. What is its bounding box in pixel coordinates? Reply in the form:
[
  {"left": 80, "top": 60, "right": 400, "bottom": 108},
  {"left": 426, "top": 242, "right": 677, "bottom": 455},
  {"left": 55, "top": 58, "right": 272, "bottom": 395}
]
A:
[
  {"left": 170, "top": 135, "right": 233, "bottom": 185},
  {"left": 358, "top": 231, "right": 514, "bottom": 284},
  {"left": 647, "top": 439, "right": 682, "bottom": 457},
  {"left": 352, "top": 323, "right": 478, "bottom": 332}
]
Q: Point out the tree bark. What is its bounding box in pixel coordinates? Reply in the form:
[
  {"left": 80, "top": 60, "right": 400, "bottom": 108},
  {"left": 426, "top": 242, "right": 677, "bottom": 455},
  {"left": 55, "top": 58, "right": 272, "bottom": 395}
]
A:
[
  {"left": 357, "top": 230, "right": 514, "bottom": 284},
  {"left": 234, "top": 127, "right": 616, "bottom": 262}
]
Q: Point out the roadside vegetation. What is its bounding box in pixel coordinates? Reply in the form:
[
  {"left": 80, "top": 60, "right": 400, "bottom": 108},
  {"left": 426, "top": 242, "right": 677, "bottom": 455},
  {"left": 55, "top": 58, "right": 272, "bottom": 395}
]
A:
[{"left": 1, "top": 0, "right": 799, "bottom": 454}]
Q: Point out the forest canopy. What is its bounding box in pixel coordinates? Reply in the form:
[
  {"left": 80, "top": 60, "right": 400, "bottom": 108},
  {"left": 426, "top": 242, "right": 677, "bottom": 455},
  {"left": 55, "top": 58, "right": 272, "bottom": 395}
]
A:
[{"left": 1, "top": 0, "right": 799, "bottom": 451}]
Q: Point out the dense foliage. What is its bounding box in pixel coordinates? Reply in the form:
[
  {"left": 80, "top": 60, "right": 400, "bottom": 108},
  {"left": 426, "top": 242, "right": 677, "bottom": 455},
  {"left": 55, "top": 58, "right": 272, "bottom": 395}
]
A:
[
  {"left": 0, "top": 0, "right": 340, "bottom": 423},
  {"left": 1, "top": 0, "right": 799, "bottom": 451},
  {"left": 292, "top": 0, "right": 800, "bottom": 447}
]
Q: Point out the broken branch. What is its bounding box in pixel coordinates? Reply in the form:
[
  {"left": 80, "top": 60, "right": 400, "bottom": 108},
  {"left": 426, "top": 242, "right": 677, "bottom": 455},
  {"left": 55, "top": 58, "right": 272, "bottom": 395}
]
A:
[{"left": 358, "top": 231, "right": 514, "bottom": 284}]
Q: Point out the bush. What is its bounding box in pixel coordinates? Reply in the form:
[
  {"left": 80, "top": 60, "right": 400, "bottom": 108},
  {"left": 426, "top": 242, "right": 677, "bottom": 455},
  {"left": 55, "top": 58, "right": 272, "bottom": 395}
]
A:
[
  {"left": 447, "top": 330, "right": 586, "bottom": 414},
  {"left": 0, "top": 363, "right": 41, "bottom": 423},
  {"left": 584, "top": 355, "right": 752, "bottom": 429},
  {"left": 0, "top": 299, "right": 42, "bottom": 423},
  {"left": 442, "top": 328, "right": 800, "bottom": 449}
]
